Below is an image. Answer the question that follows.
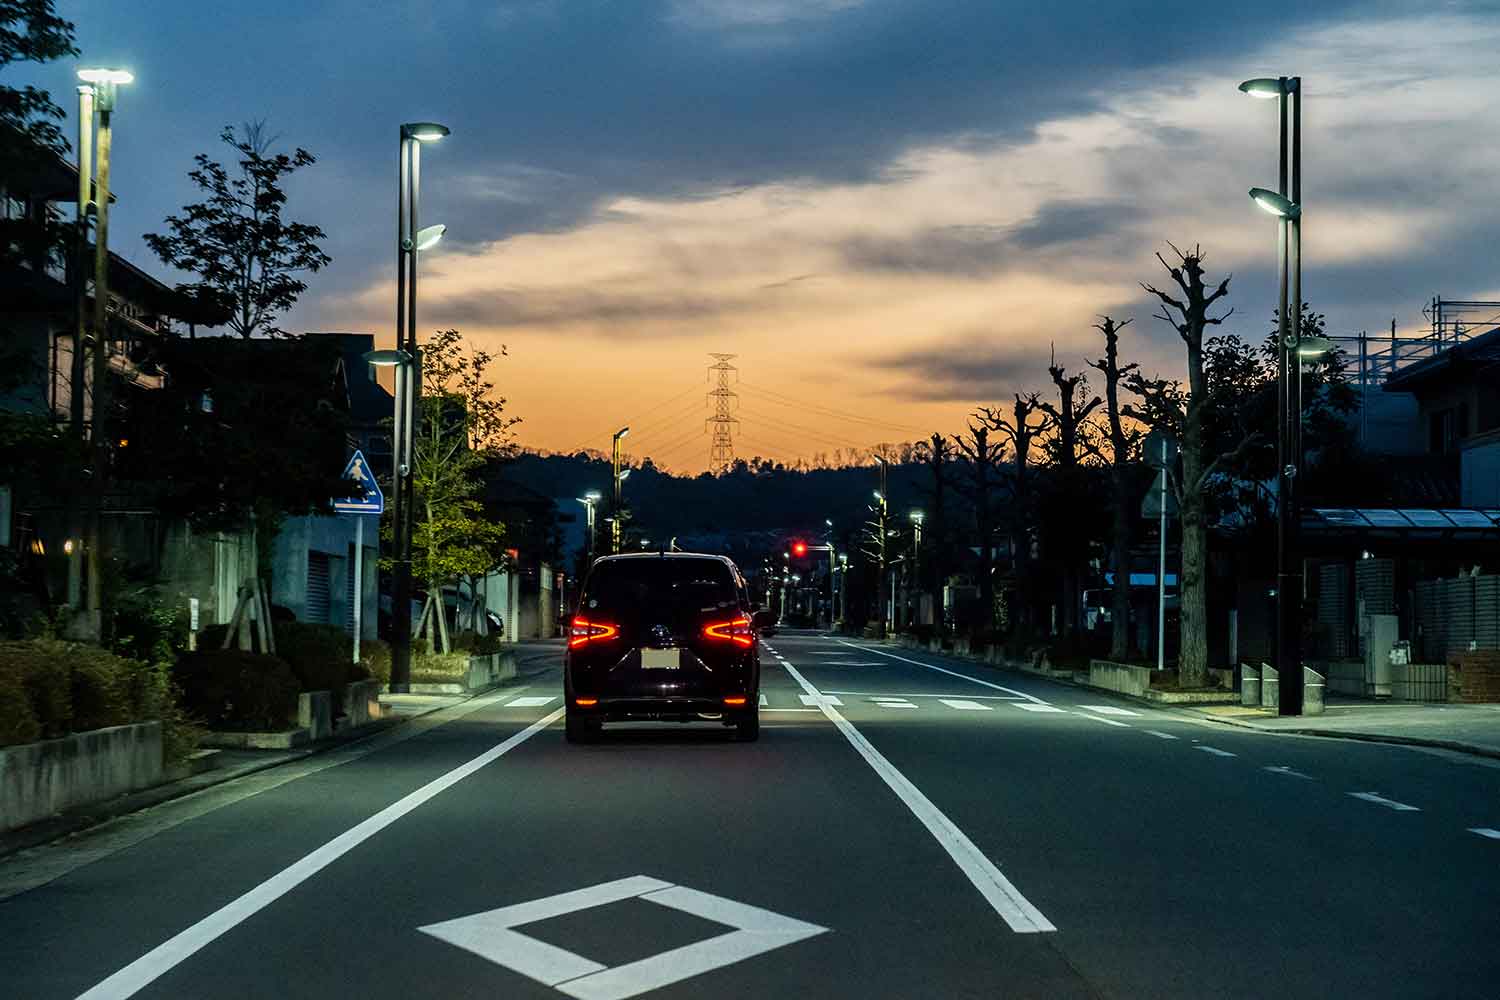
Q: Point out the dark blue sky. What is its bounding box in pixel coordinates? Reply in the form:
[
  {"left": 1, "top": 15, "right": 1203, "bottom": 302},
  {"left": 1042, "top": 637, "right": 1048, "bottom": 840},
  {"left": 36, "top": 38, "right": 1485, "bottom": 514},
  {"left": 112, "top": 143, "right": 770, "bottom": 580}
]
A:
[{"left": 18, "top": 1, "right": 1500, "bottom": 467}]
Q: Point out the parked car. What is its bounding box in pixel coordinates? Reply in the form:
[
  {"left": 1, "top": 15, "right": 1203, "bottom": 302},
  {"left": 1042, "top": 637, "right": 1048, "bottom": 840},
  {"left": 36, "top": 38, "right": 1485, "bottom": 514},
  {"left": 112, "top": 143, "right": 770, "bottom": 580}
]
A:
[{"left": 564, "top": 552, "right": 771, "bottom": 743}]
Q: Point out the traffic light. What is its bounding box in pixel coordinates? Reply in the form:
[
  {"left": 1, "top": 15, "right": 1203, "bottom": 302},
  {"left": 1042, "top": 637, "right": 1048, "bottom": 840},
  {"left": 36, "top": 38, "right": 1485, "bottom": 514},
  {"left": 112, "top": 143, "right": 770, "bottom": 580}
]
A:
[{"left": 791, "top": 540, "right": 807, "bottom": 557}]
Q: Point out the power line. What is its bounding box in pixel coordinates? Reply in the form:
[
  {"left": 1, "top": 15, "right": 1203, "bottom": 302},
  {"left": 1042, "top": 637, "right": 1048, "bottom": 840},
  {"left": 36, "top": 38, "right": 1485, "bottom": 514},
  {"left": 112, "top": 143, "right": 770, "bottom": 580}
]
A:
[
  {"left": 564, "top": 384, "right": 701, "bottom": 453},
  {"left": 737, "top": 407, "right": 873, "bottom": 451},
  {"left": 738, "top": 380, "right": 930, "bottom": 435}
]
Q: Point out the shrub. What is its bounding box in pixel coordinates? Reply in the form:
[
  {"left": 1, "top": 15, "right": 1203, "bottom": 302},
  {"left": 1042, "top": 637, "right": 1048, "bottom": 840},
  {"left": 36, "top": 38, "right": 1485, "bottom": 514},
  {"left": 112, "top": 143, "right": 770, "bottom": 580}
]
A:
[
  {"left": 173, "top": 650, "right": 300, "bottom": 731},
  {"left": 109, "top": 587, "right": 188, "bottom": 665},
  {"left": 69, "top": 650, "right": 133, "bottom": 732},
  {"left": 0, "top": 668, "right": 41, "bottom": 747},
  {"left": 2, "top": 639, "right": 74, "bottom": 738},
  {"left": 411, "top": 649, "right": 469, "bottom": 685},
  {"left": 360, "top": 639, "right": 391, "bottom": 686},
  {"left": 275, "top": 622, "right": 357, "bottom": 702},
  {"left": 452, "top": 630, "right": 504, "bottom": 656}
]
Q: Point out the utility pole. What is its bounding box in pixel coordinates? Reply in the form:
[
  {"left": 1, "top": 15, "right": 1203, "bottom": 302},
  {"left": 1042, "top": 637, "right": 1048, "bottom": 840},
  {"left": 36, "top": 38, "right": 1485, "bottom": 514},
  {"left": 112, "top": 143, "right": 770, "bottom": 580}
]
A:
[
  {"left": 870, "top": 458, "right": 889, "bottom": 638},
  {"left": 706, "top": 354, "right": 739, "bottom": 474}
]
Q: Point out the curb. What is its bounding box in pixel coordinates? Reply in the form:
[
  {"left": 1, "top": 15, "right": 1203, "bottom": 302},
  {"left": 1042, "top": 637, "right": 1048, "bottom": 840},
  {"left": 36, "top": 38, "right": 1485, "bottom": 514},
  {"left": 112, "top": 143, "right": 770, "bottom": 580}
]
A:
[
  {"left": 0, "top": 681, "right": 518, "bottom": 860},
  {"left": 863, "top": 640, "right": 1500, "bottom": 763}
]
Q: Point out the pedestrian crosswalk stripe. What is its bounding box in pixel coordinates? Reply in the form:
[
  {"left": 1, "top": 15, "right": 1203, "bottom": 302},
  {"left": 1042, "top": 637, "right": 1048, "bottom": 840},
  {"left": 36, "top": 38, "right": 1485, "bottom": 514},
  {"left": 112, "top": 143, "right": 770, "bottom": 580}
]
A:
[
  {"left": 799, "top": 693, "right": 843, "bottom": 707},
  {"left": 873, "top": 699, "right": 917, "bottom": 709},
  {"left": 939, "top": 699, "right": 991, "bottom": 711},
  {"left": 505, "top": 696, "right": 556, "bottom": 708},
  {"left": 1014, "top": 703, "right": 1065, "bottom": 713},
  {"left": 1079, "top": 705, "right": 1138, "bottom": 717}
]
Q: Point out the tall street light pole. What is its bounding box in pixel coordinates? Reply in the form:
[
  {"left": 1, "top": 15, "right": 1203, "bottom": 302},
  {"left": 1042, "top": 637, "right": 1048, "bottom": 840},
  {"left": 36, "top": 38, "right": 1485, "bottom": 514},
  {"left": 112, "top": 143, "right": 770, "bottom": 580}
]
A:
[
  {"left": 873, "top": 456, "right": 889, "bottom": 638},
  {"left": 389, "top": 121, "right": 449, "bottom": 694},
  {"left": 1243, "top": 75, "right": 1303, "bottom": 716},
  {"left": 612, "top": 427, "right": 629, "bottom": 554},
  {"left": 66, "top": 81, "right": 95, "bottom": 611},
  {"left": 577, "top": 491, "right": 601, "bottom": 570},
  {"left": 910, "top": 510, "right": 925, "bottom": 626},
  {"left": 75, "top": 69, "right": 132, "bottom": 632}
]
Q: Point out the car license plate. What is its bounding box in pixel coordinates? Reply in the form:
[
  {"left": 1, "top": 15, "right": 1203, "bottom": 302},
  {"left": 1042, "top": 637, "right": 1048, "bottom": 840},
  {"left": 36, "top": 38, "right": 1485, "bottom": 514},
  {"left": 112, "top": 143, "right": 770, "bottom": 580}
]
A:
[{"left": 641, "top": 648, "right": 680, "bottom": 669}]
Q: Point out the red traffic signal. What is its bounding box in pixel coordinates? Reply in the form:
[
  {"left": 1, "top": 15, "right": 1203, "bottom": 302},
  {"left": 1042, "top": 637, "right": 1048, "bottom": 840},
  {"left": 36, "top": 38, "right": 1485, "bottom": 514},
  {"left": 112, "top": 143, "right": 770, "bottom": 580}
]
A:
[{"left": 791, "top": 541, "right": 808, "bottom": 557}]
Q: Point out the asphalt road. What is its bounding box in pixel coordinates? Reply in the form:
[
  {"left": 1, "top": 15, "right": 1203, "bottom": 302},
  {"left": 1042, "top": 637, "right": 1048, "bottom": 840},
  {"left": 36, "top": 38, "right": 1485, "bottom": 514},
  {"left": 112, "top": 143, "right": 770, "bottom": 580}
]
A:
[{"left": 4, "top": 629, "right": 1499, "bottom": 999}]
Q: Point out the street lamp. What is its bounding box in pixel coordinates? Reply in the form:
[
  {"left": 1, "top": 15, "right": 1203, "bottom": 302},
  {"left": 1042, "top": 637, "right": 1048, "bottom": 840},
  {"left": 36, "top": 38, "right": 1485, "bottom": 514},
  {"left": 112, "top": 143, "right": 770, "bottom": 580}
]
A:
[
  {"left": 577, "top": 491, "right": 601, "bottom": 568},
  {"left": 909, "top": 510, "right": 925, "bottom": 625},
  {"left": 612, "top": 427, "right": 630, "bottom": 554},
  {"left": 73, "top": 67, "right": 132, "bottom": 625},
  {"left": 1242, "top": 73, "right": 1303, "bottom": 716},
  {"left": 389, "top": 119, "right": 451, "bottom": 694}
]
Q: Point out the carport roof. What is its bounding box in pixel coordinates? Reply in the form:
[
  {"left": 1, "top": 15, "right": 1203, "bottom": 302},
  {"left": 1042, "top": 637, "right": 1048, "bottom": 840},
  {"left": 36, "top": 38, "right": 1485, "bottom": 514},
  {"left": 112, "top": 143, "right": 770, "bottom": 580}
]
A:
[{"left": 1307, "top": 507, "right": 1500, "bottom": 533}]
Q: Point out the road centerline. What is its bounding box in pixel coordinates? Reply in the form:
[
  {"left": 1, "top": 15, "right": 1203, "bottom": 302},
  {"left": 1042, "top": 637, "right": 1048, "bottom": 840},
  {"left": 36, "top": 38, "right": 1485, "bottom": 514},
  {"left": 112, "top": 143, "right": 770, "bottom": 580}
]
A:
[{"left": 777, "top": 659, "right": 1056, "bottom": 934}]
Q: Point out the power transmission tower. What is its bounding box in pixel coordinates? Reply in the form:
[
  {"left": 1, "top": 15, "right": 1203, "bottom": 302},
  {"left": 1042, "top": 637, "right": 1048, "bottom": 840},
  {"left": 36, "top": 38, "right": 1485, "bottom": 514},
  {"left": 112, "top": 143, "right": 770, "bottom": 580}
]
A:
[{"left": 706, "top": 353, "right": 739, "bottom": 473}]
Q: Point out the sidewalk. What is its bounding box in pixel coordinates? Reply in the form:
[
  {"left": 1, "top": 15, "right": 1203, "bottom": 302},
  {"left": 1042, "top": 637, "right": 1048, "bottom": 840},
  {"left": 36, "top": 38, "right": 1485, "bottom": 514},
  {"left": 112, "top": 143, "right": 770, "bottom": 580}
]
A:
[{"left": 1182, "top": 698, "right": 1500, "bottom": 759}]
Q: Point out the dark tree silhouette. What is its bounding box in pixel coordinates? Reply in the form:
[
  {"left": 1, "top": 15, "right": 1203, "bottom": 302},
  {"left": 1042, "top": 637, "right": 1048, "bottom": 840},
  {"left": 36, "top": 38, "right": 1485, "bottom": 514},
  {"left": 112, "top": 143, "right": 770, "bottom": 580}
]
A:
[
  {"left": 146, "top": 122, "right": 330, "bottom": 338},
  {"left": 952, "top": 420, "right": 1006, "bottom": 634},
  {"left": 1088, "top": 316, "right": 1141, "bottom": 660},
  {"left": 1038, "top": 357, "right": 1103, "bottom": 639}
]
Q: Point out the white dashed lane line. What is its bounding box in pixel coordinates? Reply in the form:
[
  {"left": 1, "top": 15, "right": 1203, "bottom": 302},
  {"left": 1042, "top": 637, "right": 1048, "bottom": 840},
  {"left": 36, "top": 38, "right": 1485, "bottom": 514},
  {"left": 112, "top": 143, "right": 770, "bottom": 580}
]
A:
[
  {"left": 1469, "top": 828, "right": 1500, "bottom": 840},
  {"left": 1263, "top": 765, "right": 1315, "bottom": 780},
  {"left": 1075, "top": 713, "right": 1131, "bottom": 728},
  {"left": 1014, "top": 704, "right": 1066, "bottom": 713},
  {"left": 1078, "top": 705, "right": 1139, "bottom": 717},
  {"left": 1143, "top": 730, "right": 1178, "bottom": 740},
  {"left": 1195, "top": 746, "right": 1236, "bottom": 757},
  {"left": 939, "top": 699, "right": 991, "bottom": 711},
  {"left": 1349, "top": 792, "right": 1421, "bottom": 812}
]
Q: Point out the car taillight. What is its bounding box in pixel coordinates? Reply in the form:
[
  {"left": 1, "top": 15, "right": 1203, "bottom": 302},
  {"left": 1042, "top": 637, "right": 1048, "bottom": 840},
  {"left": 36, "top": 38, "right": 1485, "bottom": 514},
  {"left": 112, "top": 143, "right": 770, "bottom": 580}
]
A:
[
  {"left": 569, "top": 617, "right": 619, "bottom": 648},
  {"left": 702, "top": 616, "right": 753, "bottom": 648}
]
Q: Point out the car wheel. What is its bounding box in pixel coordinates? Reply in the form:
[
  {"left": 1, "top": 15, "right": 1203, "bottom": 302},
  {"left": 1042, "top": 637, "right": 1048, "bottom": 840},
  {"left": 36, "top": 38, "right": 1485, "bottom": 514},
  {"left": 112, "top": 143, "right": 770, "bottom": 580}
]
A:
[
  {"left": 735, "top": 707, "right": 760, "bottom": 742},
  {"left": 565, "top": 708, "right": 597, "bottom": 744}
]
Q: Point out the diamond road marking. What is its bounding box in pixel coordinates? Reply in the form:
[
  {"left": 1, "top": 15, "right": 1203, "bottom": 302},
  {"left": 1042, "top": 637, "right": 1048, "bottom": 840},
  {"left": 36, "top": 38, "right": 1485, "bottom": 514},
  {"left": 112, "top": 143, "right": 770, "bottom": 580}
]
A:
[
  {"left": 1013, "top": 703, "right": 1065, "bottom": 713},
  {"left": 506, "top": 696, "right": 557, "bottom": 708},
  {"left": 1078, "top": 705, "right": 1139, "bottom": 717},
  {"left": 419, "top": 875, "right": 827, "bottom": 1000},
  {"left": 939, "top": 699, "right": 991, "bottom": 711},
  {"left": 799, "top": 693, "right": 843, "bottom": 707}
]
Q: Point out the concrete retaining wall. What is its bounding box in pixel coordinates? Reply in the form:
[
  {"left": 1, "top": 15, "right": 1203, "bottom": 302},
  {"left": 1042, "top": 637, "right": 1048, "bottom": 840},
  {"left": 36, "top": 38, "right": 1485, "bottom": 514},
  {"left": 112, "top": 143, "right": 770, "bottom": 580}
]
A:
[
  {"left": 466, "top": 651, "right": 517, "bottom": 692},
  {"left": 1088, "top": 660, "right": 1151, "bottom": 698},
  {"left": 1261, "top": 663, "right": 1279, "bottom": 709},
  {"left": 1, "top": 722, "right": 163, "bottom": 833},
  {"left": 343, "top": 679, "right": 382, "bottom": 727},
  {"left": 1241, "top": 664, "right": 1260, "bottom": 706},
  {"left": 298, "top": 691, "right": 333, "bottom": 741},
  {"left": 1303, "top": 666, "right": 1325, "bottom": 716}
]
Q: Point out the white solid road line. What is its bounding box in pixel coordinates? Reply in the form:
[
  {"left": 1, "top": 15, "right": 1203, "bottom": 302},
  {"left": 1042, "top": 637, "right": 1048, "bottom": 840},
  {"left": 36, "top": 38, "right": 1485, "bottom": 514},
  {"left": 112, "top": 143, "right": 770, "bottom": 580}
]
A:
[
  {"left": 1195, "top": 746, "right": 1236, "bottom": 757},
  {"left": 939, "top": 699, "right": 992, "bottom": 711},
  {"left": 799, "top": 693, "right": 843, "bottom": 707},
  {"left": 75, "top": 708, "right": 566, "bottom": 1000},
  {"left": 1349, "top": 792, "right": 1421, "bottom": 812},
  {"left": 1143, "top": 730, "right": 1179, "bottom": 740},
  {"left": 824, "top": 691, "right": 1022, "bottom": 701},
  {"left": 833, "top": 641, "right": 1048, "bottom": 704},
  {"left": 1075, "top": 713, "right": 1131, "bottom": 728},
  {"left": 506, "top": 696, "right": 557, "bottom": 708},
  {"left": 779, "top": 660, "right": 1056, "bottom": 934},
  {"left": 1469, "top": 828, "right": 1500, "bottom": 839}
]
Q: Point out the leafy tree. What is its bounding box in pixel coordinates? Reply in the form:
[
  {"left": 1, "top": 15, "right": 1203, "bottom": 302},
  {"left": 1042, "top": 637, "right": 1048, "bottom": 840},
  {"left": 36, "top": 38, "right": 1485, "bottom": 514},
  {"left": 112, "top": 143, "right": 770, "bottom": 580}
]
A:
[
  {"left": 0, "top": 0, "right": 76, "bottom": 269},
  {"left": 400, "top": 330, "right": 521, "bottom": 652},
  {"left": 145, "top": 123, "right": 330, "bottom": 339}
]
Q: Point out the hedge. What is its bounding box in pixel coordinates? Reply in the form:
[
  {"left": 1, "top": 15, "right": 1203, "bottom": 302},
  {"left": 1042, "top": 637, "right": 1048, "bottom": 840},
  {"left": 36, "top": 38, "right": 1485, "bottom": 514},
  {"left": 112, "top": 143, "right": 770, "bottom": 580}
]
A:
[
  {"left": 172, "top": 650, "right": 300, "bottom": 732},
  {"left": 0, "top": 640, "right": 202, "bottom": 761}
]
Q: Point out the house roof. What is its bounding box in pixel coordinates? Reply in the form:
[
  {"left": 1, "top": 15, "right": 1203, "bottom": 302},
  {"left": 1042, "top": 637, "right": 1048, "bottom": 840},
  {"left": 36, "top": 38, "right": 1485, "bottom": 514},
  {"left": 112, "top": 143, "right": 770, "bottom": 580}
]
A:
[
  {"left": 307, "top": 333, "right": 394, "bottom": 426},
  {"left": 1383, "top": 326, "right": 1500, "bottom": 393}
]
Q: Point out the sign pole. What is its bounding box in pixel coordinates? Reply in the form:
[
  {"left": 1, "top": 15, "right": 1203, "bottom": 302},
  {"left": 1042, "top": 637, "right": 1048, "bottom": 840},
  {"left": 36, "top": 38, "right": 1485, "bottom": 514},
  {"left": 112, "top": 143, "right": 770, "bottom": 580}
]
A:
[
  {"left": 1157, "top": 435, "right": 1167, "bottom": 671},
  {"left": 353, "top": 516, "right": 363, "bottom": 665}
]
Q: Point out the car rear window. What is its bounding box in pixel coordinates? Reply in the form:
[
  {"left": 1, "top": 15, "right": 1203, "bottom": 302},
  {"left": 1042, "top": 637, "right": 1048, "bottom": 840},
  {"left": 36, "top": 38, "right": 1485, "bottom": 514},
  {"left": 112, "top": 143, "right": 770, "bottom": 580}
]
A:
[{"left": 580, "top": 559, "right": 740, "bottom": 624}]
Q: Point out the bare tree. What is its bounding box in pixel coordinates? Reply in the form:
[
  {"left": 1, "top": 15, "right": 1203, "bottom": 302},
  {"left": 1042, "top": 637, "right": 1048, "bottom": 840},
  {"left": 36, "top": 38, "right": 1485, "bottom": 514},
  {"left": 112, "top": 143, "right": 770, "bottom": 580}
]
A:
[
  {"left": 980, "top": 393, "right": 1049, "bottom": 635},
  {"left": 952, "top": 419, "right": 1006, "bottom": 635},
  {"left": 1088, "top": 316, "right": 1140, "bottom": 661},
  {"left": 1038, "top": 356, "right": 1103, "bottom": 639},
  {"left": 1124, "top": 244, "right": 1254, "bottom": 688}
]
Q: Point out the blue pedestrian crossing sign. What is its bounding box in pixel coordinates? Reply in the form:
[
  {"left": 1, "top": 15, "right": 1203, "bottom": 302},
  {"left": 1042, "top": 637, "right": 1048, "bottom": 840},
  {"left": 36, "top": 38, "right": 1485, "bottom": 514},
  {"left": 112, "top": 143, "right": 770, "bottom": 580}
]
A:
[{"left": 332, "top": 450, "right": 384, "bottom": 515}]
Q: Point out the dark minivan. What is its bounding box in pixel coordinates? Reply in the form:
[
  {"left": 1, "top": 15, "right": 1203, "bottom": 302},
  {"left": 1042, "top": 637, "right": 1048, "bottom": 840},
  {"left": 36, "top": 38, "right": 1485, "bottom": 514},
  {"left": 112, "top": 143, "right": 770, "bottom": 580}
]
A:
[{"left": 564, "top": 552, "right": 768, "bottom": 743}]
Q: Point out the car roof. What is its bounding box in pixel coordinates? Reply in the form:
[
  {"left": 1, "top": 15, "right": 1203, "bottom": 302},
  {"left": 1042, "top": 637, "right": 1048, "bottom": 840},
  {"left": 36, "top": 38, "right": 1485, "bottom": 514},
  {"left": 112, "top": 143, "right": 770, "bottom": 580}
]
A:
[{"left": 592, "top": 551, "right": 735, "bottom": 566}]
